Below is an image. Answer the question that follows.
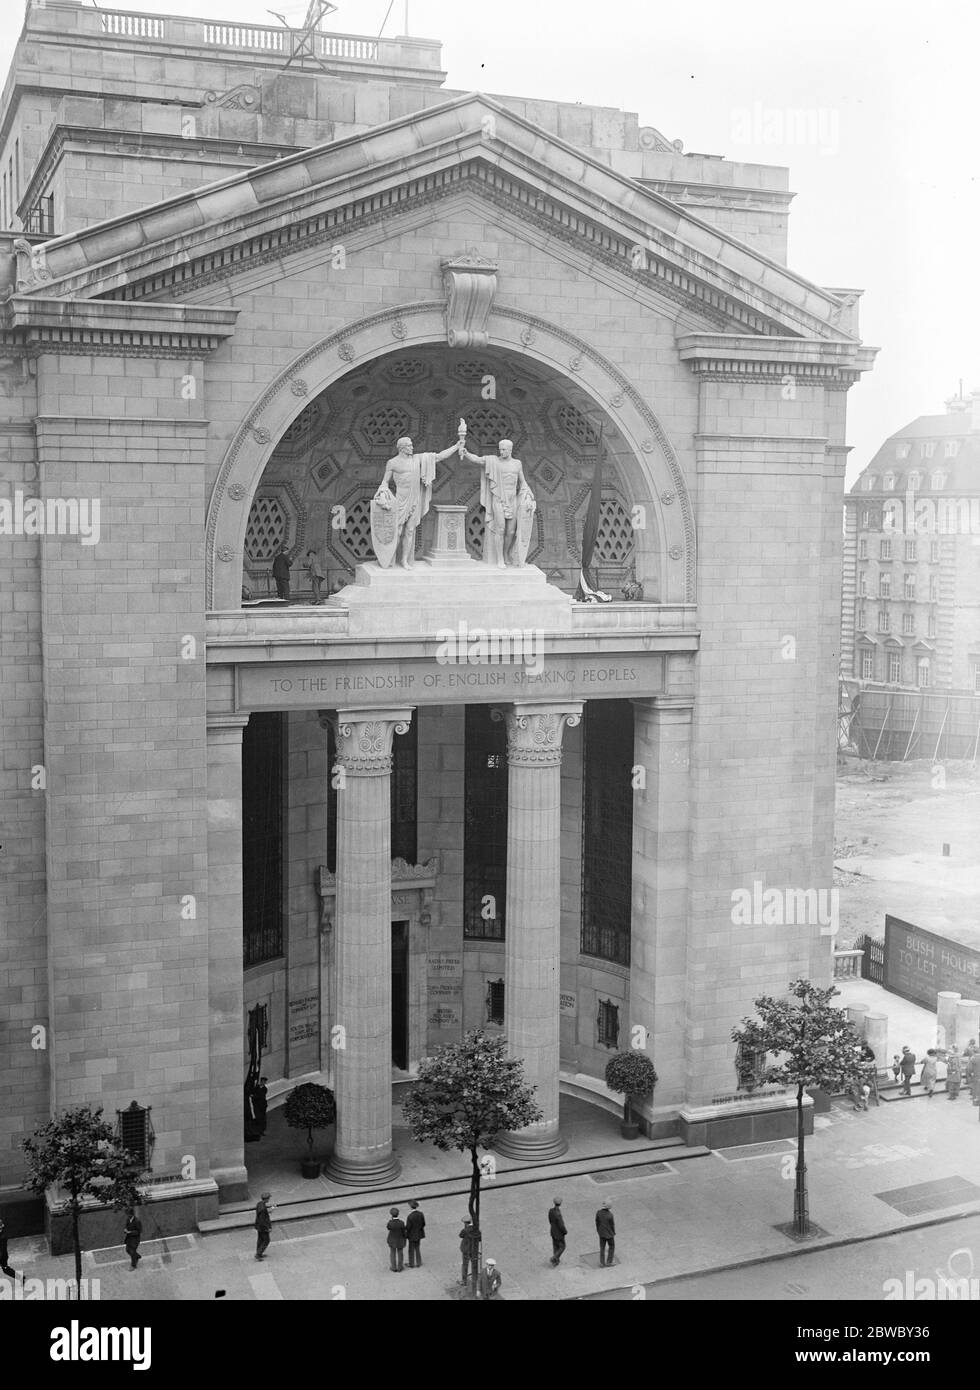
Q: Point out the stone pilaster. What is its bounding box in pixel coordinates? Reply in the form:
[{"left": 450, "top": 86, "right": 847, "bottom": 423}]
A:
[
  {"left": 630, "top": 695, "right": 692, "bottom": 1112},
  {"left": 207, "top": 713, "right": 250, "bottom": 1202},
  {"left": 494, "top": 701, "right": 582, "bottom": 1161},
  {"left": 323, "top": 707, "right": 413, "bottom": 1186}
]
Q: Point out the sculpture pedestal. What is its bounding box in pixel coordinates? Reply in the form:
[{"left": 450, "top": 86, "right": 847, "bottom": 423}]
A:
[{"left": 330, "top": 506, "right": 573, "bottom": 637}]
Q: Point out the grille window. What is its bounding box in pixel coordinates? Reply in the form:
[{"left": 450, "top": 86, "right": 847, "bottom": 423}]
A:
[
  {"left": 735, "top": 1042, "right": 767, "bottom": 1092},
  {"left": 245, "top": 496, "right": 288, "bottom": 562},
  {"left": 597, "top": 999, "right": 620, "bottom": 1049},
  {"left": 581, "top": 700, "right": 633, "bottom": 966},
  {"left": 342, "top": 496, "right": 376, "bottom": 561},
  {"left": 243, "top": 713, "right": 284, "bottom": 967},
  {"left": 464, "top": 707, "right": 508, "bottom": 940},
  {"left": 594, "top": 496, "right": 635, "bottom": 564},
  {"left": 358, "top": 404, "right": 412, "bottom": 447},
  {"left": 116, "top": 1102, "right": 155, "bottom": 1170},
  {"left": 486, "top": 978, "right": 505, "bottom": 1026},
  {"left": 556, "top": 402, "right": 599, "bottom": 449}
]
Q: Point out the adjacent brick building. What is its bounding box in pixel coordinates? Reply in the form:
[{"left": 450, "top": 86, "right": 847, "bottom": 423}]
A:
[{"left": 0, "top": 0, "right": 874, "bottom": 1236}]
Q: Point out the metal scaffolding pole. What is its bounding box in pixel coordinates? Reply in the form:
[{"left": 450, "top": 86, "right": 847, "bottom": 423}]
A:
[
  {"left": 971, "top": 714, "right": 980, "bottom": 768},
  {"left": 872, "top": 698, "right": 893, "bottom": 761},
  {"left": 932, "top": 696, "right": 951, "bottom": 763},
  {"left": 903, "top": 696, "right": 921, "bottom": 761}
]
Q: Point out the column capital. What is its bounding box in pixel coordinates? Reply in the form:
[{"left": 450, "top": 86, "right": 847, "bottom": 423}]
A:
[
  {"left": 319, "top": 707, "right": 414, "bottom": 777},
  {"left": 491, "top": 701, "right": 583, "bottom": 768},
  {"left": 207, "top": 712, "right": 250, "bottom": 740}
]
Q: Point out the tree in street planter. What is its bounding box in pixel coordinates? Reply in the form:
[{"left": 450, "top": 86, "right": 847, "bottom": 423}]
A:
[
  {"left": 22, "top": 1106, "right": 146, "bottom": 1297},
  {"left": 283, "top": 1083, "right": 336, "bottom": 1177},
  {"left": 731, "top": 978, "right": 865, "bottom": 1236},
  {"left": 402, "top": 1029, "right": 541, "bottom": 1293},
  {"left": 604, "top": 1052, "right": 658, "bottom": 1137}
]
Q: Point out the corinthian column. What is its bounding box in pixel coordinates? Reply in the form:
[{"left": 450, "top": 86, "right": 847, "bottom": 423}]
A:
[
  {"left": 493, "top": 701, "right": 582, "bottom": 1161},
  {"left": 322, "top": 707, "right": 413, "bottom": 1186}
]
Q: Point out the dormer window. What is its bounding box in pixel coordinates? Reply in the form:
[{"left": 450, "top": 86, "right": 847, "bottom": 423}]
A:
[
  {"left": 931, "top": 470, "right": 948, "bottom": 490},
  {"left": 863, "top": 475, "right": 876, "bottom": 491},
  {"left": 921, "top": 442, "right": 936, "bottom": 459},
  {"left": 944, "top": 440, "right": 959, "bottom": 459},
  {"left": 896, "top": 443, "right": 911, "bottom": 460},
  {"left": 906, "top": 471, "right": 922, "bottom": 493},
  {"left": 883, "top": 472, "right": 896, "bottom": 491}
]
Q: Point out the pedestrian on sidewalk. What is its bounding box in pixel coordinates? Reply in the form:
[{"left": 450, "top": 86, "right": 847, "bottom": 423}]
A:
[
  {"left": 0, "top": 1212, "right": 16, "bottom": 1278},
  {"left": 968, "top": 1045, "right": 980, "bottom": 1106},
  {"left": 405, "top": 1199, "right": 425, "bottom": 1268},
  {"left": 920, "top": 1050, "right": 938, "bottom": 1098},
  {"left": 596, "top": 1201, "right": 616, "bottom": 1266},
  {"left": 548, "top": 1197, "right": 567, "bottom": 1266},
  {"left": 945, "top": 1046, "right": 962, "bottom": 1100},
  {"left": 386, "top": 1207, "right": 406, "bottom": 1273},
  {"left": 478, "top": 1257, "right": 503, "bottom": 1300},
  {"left": 123, "top": 1208, "right": 142, "bottom": 1270},
  {"left": 459, "top": 1217, "right": 480, "bottom": 1287},
  {"left": 254, "top": 1192, "right": 273, "bottom": 1260},
  {"left": 899, "top": 1046, "right": 917, "bottom": 1096}
]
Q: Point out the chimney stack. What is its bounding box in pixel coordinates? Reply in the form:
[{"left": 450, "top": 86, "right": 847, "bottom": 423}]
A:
[{"left": 971, "top": 389, "right": 980, "bottom": 433}]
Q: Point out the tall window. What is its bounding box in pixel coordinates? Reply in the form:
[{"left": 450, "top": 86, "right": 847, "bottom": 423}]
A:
[
  {"left": 116, "top": 1102, "right": 155, "bottom": 1171},
  {"left": 243, "top": 713, "right": 284, "bottom": 967},
  {"left": 597, "top": 999, "right": 620, "bottom": 1049},
  {"left": 929, "top": 576, "right": 939, "bottom": 602},
  {"left": 581, "top": 700, "right": 633, "bottom": 967},
  {"left": 326, "top": 717, "right": 417, "bottom": 870},
  {"left": 858, "top": 538, "right": 867, "bottom": 559},
  {"left": 877, "top": 610, "right": 890, "bottom": 633},
  {"left": 973, "top": 660, "right": 980, "bottom": 693},
  {"left": 928, "top": 612, "right": 937, "bottom": 638},
  {"left": 902, "top": 612, "right": 915, "bottom": 635},
  {"left": 879, "top": 573, "right": 891, "bottom": 599},
  {"left": 858, "top": 572, "right": 868, "bottom": 597},
  {"left": 930, "top": 541, "right": 940, "bottom": 563},
  {"left": 905, "top": 540, "right": 917, "bottom": 562},
  {"left": 857, "top": 604, "right": 866, "bottom": 629},
  {"left": 888, "top": 652, "right": 902, "bottom": 684},
  {"left": 904, "top": 573, "right": 916, "bottom": 600},
  {"left": 880, "top": 538, "right": 892, "bottom": 561},
  {"left": 861, "top": 648, "right": 874, "bottom": 680},
  {"left": 464, "top": 706, "right": 507, "bottom": 940},
  {"left": 917, "top": 658, "right": 930, "bottom": 689}
]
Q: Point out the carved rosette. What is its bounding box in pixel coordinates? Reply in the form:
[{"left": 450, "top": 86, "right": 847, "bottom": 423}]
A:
[
  {"left": 442, "top": 255, "right": 498, "bottom": 349},
  {"left": 321, "top": 711, "right": 413, "bottom": 777},
  {"left": 491, "top": 706, "right": 582, "bottom": 767}
]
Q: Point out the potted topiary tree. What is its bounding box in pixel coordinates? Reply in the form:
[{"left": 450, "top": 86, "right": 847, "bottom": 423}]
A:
[
  {"left": 282, "top": 1082, "right": 336, "bottom": 1178},
  {"left": 605, "top": 1052, "right": 658, "bottom": 1139}
]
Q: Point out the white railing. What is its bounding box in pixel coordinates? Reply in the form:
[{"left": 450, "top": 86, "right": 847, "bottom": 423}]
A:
[
  {"left": 99, "top": 11, "right": 165, "bottom": 38},
  {"left": 833, "top": 949, "right": 864, "bottom": 980},
  {"left": 204, "top": 22, "right": 286, "bottom": 51},
  {"left": 320, "top": 34, "right": 379, "bottom": 61}
]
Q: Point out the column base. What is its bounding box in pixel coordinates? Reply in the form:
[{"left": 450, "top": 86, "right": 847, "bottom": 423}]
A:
[
  {"left": 494, "top": 1130, "right": 568, "bottom": 1163},
  {"left": 213, "top": 1165, "right": 250, "bottom": 1205},
  {"left": 325, "top": 1152, "right": 402, "bottom": 1187}
]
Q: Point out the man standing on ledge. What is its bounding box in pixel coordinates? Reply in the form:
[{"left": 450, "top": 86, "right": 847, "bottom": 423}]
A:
[{"left": 272, "top": 546, "right": 291, "bottom": 600}]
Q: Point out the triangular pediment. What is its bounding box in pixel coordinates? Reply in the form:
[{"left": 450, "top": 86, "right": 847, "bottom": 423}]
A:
[{"left": 11, "top": 93, "right": 857, "bottom": 340}]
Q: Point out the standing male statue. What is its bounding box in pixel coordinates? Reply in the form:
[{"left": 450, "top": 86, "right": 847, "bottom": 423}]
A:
[
  {"left": 371, "top": 433, "right": 462, "bottom": 569},
  {"left": 458, "top": 430, "right": 536, "bottom": 568}
]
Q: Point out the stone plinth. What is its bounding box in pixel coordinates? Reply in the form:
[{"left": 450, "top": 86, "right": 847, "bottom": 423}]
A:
[
  {"left": 329, "top": 506, "right": 573, "bottom": 636},
  {"left": 956, "top": 999, "right": 980, "bottom": 1051},
  {"left": 847, "top": 1003, "right": 870, "bottom": 1034},
  {"left": 864, "top": 1012, "right": 888, "bottom": 1070}
]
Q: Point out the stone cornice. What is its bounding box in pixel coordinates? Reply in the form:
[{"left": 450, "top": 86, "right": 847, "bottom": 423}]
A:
[
  {"left": 0, "top": 296, "right": 238, "bottom": 357},
  {"left": 11, "top": 93, "right": 856, "bottom": 341},
  {"left": 678, "top": 333, "right": 877, "bottom": 386}
]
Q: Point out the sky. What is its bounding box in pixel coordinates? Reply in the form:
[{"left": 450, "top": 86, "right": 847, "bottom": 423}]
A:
[{"left": 3, "top": 0, "right": 977, "bottom": 483}]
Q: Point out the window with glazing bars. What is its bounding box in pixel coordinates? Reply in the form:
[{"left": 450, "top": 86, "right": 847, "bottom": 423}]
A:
[
  {"left": 486, "top": 978, "right": 505, "bottom": 1025},
  {"left": 581, "top": 700, "right": 633, "bottom": 966},
  {"left": 464, "top": 706, "right": 507, "bottom": 940},
  {"left": 116, "top": 1101, "right": 155, "bottom": 1170},
  {"left": 597, "top": 999, "right": 620, "bottom": 1049},
  {"left": 243, "top": 713, "right": 284, "bottom": 967},
  {"left": 326, "top": 716, "right": 417, "bottom": 870}
]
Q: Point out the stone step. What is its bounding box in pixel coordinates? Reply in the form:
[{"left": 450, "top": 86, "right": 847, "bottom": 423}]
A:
[{"left": 199, "top": 1141, "right": 710, "bottom": 1234}]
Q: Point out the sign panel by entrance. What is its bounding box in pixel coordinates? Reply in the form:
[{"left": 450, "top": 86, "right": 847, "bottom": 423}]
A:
[
  {"left": 884, "top": 915, "right": 980, "bottom": 1010},
  {"left": 237, "top": 652, "right": 665, "bottom": 711}
]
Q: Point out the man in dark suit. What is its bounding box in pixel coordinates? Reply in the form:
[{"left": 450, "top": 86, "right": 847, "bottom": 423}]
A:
[
  {"left": 478, "top": 1257, "right": 503, "bottom": 1299},
  {"left": 405, "top": 1199, "right": 425, "bottom": 1268},
  {"left": 548, "top": 1197, "right": 567, "bottom": 1265},
  {"left": 386, "top": 1207, "right": 407, "bottom": 1272},
  {"left": 255, "top": 1192, "right": 273, "bottom": 1260},
  {"left": 899, "top": 1046, "right": 917, "bottom": 1096},
  {"left": 595, "top": 1201, "right": 616, "bottom": 1266},
  {"left": 124, "top": 1208, "right": 142, "bottom": 1270},
  {"left": 459, "top": 1217, "right": 480, "bottom": 1286},
  {"left": 272, "top": 547, "right": 291, "bottom": 600}
]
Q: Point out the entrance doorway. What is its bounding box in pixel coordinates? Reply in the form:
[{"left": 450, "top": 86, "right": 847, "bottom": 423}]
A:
[{"left": 391, "top": 920, "right": 409, "bottom": 1070}]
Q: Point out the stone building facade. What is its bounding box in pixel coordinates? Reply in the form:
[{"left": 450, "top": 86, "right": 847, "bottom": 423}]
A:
[
  {"left": 842, "top": 392, "right": 980, "bottom": 759},
  {"left": 0, "top": 1, "right": 874, "bottom": 1233}
]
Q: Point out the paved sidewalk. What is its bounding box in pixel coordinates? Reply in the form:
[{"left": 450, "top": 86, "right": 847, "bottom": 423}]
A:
[{"left": 6, "top": 1054, "right": 980, "bottom": 1301}]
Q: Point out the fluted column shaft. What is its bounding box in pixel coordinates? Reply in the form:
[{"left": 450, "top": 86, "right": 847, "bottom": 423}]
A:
[
  {"left": 494, "top": 702, "right": 582, "bottom": 1161},
  {"left": 323, "top": 707, "right": 413, "bottom": 1186}
]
